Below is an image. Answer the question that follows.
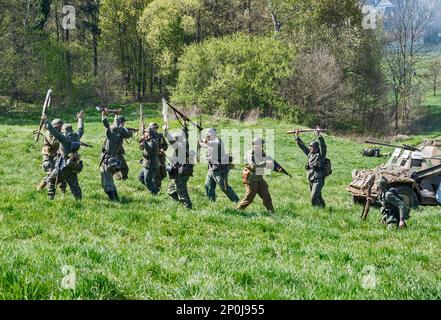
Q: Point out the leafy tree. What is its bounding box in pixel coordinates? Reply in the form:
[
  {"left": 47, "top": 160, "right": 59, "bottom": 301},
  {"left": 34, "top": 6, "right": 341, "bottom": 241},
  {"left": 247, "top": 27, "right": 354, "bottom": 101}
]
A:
[{"left": 172, "top": 34, "right": 294, "bottom": 117}]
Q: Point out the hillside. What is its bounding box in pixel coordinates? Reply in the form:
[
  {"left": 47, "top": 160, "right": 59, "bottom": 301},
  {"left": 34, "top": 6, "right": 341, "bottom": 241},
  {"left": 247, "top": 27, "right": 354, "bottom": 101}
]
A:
[{"left": 0, "top": 104, "right": 440, "bottom": 299}]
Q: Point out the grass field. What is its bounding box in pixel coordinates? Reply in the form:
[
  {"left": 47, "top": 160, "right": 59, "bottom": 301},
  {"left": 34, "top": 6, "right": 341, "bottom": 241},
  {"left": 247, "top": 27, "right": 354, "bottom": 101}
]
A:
[{"left": 0, "top": 103, "right": 441, "bottom": 299}]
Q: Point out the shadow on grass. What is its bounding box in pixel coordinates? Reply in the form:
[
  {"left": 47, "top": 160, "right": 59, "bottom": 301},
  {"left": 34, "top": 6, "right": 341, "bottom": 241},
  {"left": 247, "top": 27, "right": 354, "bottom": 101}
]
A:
[{"left": 219, "top": 207, "right": 270, "bottom": 218}]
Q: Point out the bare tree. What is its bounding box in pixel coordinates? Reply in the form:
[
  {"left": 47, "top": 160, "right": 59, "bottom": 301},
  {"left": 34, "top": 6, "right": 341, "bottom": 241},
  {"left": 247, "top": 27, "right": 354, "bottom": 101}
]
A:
[
  {"left": 282, "top": 47, "right": 347, "bottom": 128},
  {"left": 423, "top": 58, "right": 441, "bottom": 96},
  {"left": 384, "top": 0, "right": 433, "bottom": 131}
]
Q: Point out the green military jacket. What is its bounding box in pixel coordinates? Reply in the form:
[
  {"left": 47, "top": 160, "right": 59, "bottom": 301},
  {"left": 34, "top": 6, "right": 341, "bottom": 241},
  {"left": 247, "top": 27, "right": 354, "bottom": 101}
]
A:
[
  {"left": 244, "top": 149, "right": 273, "bottom": 182},
  {"left": 46, "top": 119, "right": 84, "bottom": 157},
  {"left": 157, "top": 132, "right": 168, "bottom": 153},
  {"left": 379, "top": 189, "right": 410, "bottom": 221},
  {"left": 102, "top": 117, "right": 132, "bottom": 156},
  {"left": 296, "top": 135, "right": 327, "bottom": 182},
  {"left": 141, "top": 138, "right": 159, "bottom": 168},
  {"left": 42, "top": 130, "right": 60, "bottom": 157}
]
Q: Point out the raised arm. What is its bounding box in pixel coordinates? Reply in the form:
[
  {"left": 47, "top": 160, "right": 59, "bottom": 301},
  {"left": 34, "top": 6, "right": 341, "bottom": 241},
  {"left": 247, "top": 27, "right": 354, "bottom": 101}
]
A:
[
  {"left": 76, "top": 111, "right": 84, "bottom": 138},
  {"left": 46, "top": 120, "right": 69, "bottom": 145},
  {"left": 296, "top": 136, "right": 310, "bottom": 156}
]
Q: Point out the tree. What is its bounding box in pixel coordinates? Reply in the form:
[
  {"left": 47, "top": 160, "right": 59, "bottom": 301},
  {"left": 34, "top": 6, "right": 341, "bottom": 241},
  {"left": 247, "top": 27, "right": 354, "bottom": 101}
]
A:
[
  {"left": 172, "top": 34, "right": 294, "bottom": 117},
  {"left": 282, "top": 47, "right": 346, "bottom": 128},
  {"left": 384, "top": 0, "right": 433, "bottom": 131},
  {"left": 423, "top": 59, "right": 441, "bottom": 96}
]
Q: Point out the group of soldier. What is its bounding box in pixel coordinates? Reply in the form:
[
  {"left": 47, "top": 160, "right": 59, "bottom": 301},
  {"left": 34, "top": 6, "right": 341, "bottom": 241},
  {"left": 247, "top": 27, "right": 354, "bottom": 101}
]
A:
[{"left": 36, "top": 109, "right": 411, "bottom": 229}]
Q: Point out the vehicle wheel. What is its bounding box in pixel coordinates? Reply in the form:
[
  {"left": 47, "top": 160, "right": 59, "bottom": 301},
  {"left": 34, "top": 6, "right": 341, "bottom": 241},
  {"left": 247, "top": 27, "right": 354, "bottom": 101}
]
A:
[{"left": 394, "top": 185, "right": 419, "bottom": 209}]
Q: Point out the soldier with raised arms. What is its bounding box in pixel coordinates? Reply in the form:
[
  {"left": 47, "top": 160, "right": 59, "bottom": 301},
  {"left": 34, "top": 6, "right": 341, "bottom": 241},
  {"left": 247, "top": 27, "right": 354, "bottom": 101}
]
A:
[
  {"left": 42, "top": 111, "right": 84, "bottom": 200},
  {"left": 100, "top": 112, "right": 134, "bottom": 201}
]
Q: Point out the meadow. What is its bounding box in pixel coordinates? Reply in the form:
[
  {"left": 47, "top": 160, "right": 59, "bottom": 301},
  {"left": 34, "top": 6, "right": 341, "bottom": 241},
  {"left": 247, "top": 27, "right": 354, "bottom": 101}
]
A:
[{"left": 0, "top": 103, "right": 440, "bottom": 299}]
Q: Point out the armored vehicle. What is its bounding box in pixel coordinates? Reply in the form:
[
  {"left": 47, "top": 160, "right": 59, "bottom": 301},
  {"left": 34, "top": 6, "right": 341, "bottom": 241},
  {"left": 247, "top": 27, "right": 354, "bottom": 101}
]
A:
[{"left": 348, "top": 139, "right": 441, "bottom": 208}]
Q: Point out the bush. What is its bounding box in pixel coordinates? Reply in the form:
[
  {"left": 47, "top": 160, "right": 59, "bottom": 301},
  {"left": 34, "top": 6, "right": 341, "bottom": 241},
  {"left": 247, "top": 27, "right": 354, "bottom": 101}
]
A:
[{"left": 172, "top": 34, "right": 294, "bottom": 118}]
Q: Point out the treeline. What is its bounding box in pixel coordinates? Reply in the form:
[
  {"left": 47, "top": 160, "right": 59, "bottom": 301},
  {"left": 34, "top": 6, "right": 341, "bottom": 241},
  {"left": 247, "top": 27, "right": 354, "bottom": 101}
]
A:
[{"left": 0, "top": 0, "right": 439, "bottom": 133}]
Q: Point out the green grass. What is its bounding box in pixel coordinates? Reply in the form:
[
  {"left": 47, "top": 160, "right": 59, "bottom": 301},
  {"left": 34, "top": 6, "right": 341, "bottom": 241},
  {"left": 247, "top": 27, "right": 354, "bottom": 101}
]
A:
[{"left": 1, "top": 103, "right": 441, "bottom": 300}]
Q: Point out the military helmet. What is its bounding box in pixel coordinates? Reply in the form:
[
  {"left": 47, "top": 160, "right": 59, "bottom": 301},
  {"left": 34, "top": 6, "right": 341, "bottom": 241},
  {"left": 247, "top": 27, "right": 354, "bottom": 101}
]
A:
[
  {"left": 252, "top": 137, "right": 265, "bottom": 146},
  {"left": 52, "top": 119, "right": 64, "bottom": 128},
  {"left": 377, "top": 177, "right": 389, "bottom": 189},
  {"left": 144, "top": 127, "right": 157, "bottom": 137},
  {"left": 149, "top": 122, "right": 159, "bottom": 129},
  {"left": 309, "top": 140, "right": 320, "bottom": 149},
  {"left": 205, "top": 128, "right": 217, "bottom": 139},
  {"left": 117, "top": 115, "right": 126, "bottom": 123},
  {"left": 62, "top": 123, "right": 73, "bottom": 133}
]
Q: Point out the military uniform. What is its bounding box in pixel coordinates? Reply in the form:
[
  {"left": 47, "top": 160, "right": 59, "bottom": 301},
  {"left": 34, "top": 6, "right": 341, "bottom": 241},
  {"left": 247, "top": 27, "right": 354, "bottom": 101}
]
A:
[
  {"left": 165, "top": 131, "right": 194, "bottom": 209},
  {"left": 377, "top": 178, "right": 410, "bottom": 227},
  {"left": 155, "top": 132, "right": 168, "bottom": 189},
  {"left": 138, "top": 129, "right": 160, "bottom": 195},
  {"left": 100, "top": 116, "right": 133, "bottom": 200},
  {"left": 200, "top": 134, "right": 239, "bottom": 203},
  {"left": 45, "top": 119, "right": 84, "bottom": 200},
  {"left": 237, "top": 141, "right": 274, "bottom": 212},
  {"left": 296, "top": 135, "right": 327, "bottom": 208},
  {"left": 37, "top": 124, "right": 66, "bottom": 192}
]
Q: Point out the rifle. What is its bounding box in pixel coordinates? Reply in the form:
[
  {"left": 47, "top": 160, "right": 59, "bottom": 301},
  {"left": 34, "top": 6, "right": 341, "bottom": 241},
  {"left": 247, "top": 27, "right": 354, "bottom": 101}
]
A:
[
  {"left": 361, "top": 175, "right": 376, "bottom": 220},
  {"left": 287, "top": 129, "right": 327, "bottom": 134},
  {"left": 139, "top": 104, "right": 145, "bottom": 142},
  {"left": 35, "top": 89, "right": 52, "bottom": 142},
  {"left": 95, "top": 104, "right": 122, "bottom": 115},
  {"left": 162, "top": 98, "right": 203, "bottom": 131},
  {"left": 364, "top": 140, "right": 421, "bottom": 152},
  {"left": 197, "top": 115, "right": 202, "bottom": 162},
  {"left": 80, "top": 142, "right": 93, "bottom": 148},
  {"left": 273, "top": 160, "right": 292, "bottom": 178}
]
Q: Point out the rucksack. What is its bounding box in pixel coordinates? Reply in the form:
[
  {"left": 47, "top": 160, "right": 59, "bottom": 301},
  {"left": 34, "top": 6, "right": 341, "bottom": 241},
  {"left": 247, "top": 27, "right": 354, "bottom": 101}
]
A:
[{"left": 323, "top": 158, "right": 332, "bottom": 177}]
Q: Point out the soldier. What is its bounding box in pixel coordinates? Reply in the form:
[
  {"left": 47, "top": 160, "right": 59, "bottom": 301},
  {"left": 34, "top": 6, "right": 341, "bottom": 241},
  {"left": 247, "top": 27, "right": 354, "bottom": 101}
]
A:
[
  {"left": 149, "top": 122, "right": 168, "bottom": 190},
  {"left": 236, "top": 137, "right": 274, "bottom": 213},
  {"left": 376, "top": 177, "right": 410, "bottom": 229},
  {"left": 42, "top": 111, "right": 84, "bottom": 200},
  {"left": 200, "top": 128, "right": 239, "bottom": 203},
  {"left": 295, "top": 129, "right": 327, "bottom": 208},
  {"left": 36, "top": 119, "right": 66, "bottom": 193},
  {"left": 164, "top": 125, "right": 194, "bottom": 209},
  {"left": 138, "top": 127, "right": 160, "bottom": 196},
  {"left": 99, "top": 112, "right": 134, "bottom": 201}
]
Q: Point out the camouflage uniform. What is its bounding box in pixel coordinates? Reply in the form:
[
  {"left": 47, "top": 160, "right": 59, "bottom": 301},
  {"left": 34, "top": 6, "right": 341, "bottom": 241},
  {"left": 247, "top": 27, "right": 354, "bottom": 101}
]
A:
[
  {"left": 296, "top": 135, "right": 327, "bottom": 208},
  {"left": 45, "top": 119, "right": 84, "bottom": 200},
  {"left": 138, "top": 130, "right": 160, "bottom": 195},
  {"left": 100, "top": 116, "right": 133, "bottom": 200},
  {"left": 237, "top": 142, "right": 274, "bottom": 212},
  {"left": 165, "top": 130, "right": 194, "bottom": 209},
  {"left": 200, "top": 136, "right": 239, "bottom": 203},
  {"left": 38, "top": 126, "right": 66, "bottom": 192},
  {"left": 377, "top": 179, "right": 410, "bottom": 227}
]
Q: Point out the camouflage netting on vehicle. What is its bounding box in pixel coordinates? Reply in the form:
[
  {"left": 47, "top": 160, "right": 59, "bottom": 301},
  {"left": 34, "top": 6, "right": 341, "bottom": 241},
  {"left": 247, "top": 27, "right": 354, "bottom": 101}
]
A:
[{"left": 347, "top": 166, "right": 415, "bottom": 197}]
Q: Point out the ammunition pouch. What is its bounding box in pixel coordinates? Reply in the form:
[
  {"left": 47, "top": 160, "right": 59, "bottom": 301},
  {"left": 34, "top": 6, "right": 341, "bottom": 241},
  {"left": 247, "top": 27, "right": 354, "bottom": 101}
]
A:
[
  {"left": 106, "top": 155, "right": 121, "bottom": 170},
  {"left": 66, "top": 159, "right": 83, "bottom": 174}
]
